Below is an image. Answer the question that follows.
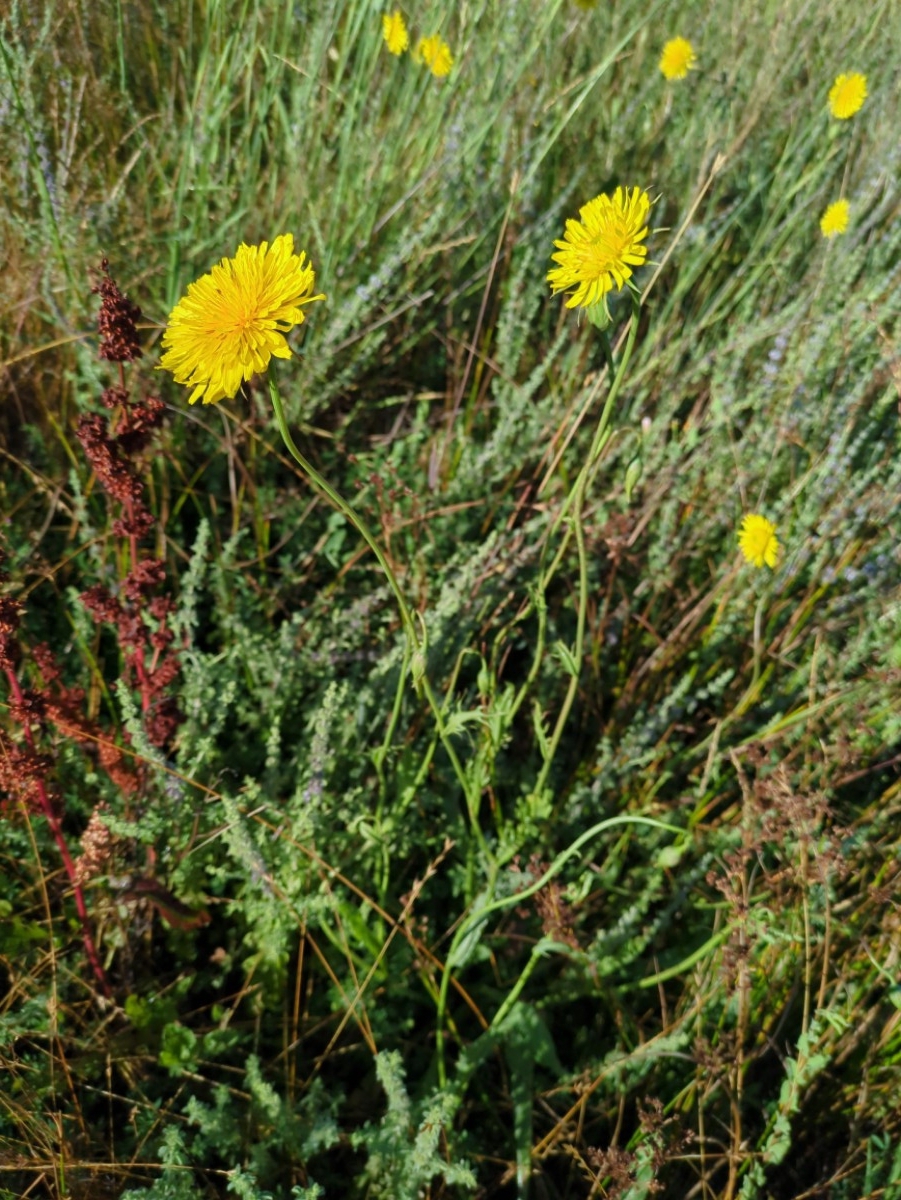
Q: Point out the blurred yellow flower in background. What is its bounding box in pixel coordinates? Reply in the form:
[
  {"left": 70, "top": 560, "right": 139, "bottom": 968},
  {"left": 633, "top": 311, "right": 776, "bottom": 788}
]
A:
[
  {"left": 417, "top": 33, "right": 453, "bottom": 78},
  {"left": 820, "top": 199, "right": 849, "bottom": 238},
  {"left": 547, "top": 187, "right": 651, "bottom": 311},
  {"left": 159, "top": 235, "right": 325, "bottom": 405},
  {"left": 828, "top": 72, "right": 867, "bottom": 119},
  {"left": 738, "top": 514, "right": 779, "bottom": 569},
  {"left": 659, "top": 37, "right": 697, "bottom": 81},
  {"left": 382, "top": 10, "right": 409, "bottom": 56}
]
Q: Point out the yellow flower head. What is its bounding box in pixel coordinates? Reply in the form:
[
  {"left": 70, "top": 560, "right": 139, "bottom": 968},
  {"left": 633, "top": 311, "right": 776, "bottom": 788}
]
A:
[
  {"left": 547, "top": 186, "right": 652, "bottom": 311},
  {"left": 738, "top": 514, "right": 779, "bottom": 570},
  {"left": 416, "top": 33, "right": 453, "bottom": 78},
  {"left": 159, "top": 235, "right": 325, "bottom": 405},
  {"left": 382, "top": 10, "right": 409, "bottom": 56},
  {"left": 659, "top": 37, "right": 697, "bottom": 81},
  {"left": 819, "top": 198, "right": 849, "bottom": 238},
  {"left": 828, "top": 72, "right": 867, "bottom": 119}
]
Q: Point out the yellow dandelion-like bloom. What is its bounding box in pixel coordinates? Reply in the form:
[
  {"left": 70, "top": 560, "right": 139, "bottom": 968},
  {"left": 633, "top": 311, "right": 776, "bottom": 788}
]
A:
[
  {"left": 159, "top": 235, "right": 325, "bottom": 406},
  {"left": 382, "top": 10, "right": 409, "bottom": 56},
  {"left": 659, "top": 37, "right": 697, "bottom": 81},
  {"left": 738, "top": 514, "right": 779, "bottom": 570},
  {"left": 828, "top": 72, "right": 867, "bottom": 119},
  {"left": 819, "top": 198, "right": 849, "bottom": 238},
  {"left": 417, "top": 33, "right": 453, "bottom": 78},
  {"left": 547, "top": 186, "right": 652, "bottom": 310}
]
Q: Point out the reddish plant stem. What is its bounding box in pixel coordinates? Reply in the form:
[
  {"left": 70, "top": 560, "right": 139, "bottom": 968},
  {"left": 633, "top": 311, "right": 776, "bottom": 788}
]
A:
[
  {"left": 115, "top": 365, "right": 154, "bottom": 716},
  {"left": 124, "top": 526, "right": 149, "bottom": 704},
  {"left": 4, "top": 665, "right": 111, "bottom": 998}
]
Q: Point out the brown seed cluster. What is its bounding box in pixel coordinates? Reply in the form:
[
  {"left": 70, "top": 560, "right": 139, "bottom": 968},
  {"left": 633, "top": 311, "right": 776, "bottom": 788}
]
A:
[
  {"left": 74, "top": 261, "right": 184, "bottom": 750},
  {"left": 0, "top": 741, "right": 55, "bottom": 816},
  {"left": 0, "top": 260, "right": 178, "bottom": 997},
  {"left": 0, "top": 564, "right": 139, "bottom": 830},
  {"left": 0, "top": 593, "right": 23, "bottom": 673},
  {"left": 582, "top": 1099, "right": 691, "bottom": 1198},
  {"left": 519, "top": 853, "right": 581, "bottom": 952},
  {"left": 93, "top": 257, "right": 143, "bottom": 363},
  {"left": 73, "top": 804, "right": 115, "bottom": 886},
  {"left": 31, "top": 642, "right": 142, "bottom": 794}
]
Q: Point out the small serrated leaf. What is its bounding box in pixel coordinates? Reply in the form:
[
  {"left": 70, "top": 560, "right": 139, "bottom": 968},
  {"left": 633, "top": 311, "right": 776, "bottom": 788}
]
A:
[
  {"left": 447, "top": 889, "right": 492, "bottom": 973},
  {"left": 531, "top": 700, "right": 551, "bottom": 760},
  {"left": 552, "top": 640, "right": 580, "bottom": 678}
]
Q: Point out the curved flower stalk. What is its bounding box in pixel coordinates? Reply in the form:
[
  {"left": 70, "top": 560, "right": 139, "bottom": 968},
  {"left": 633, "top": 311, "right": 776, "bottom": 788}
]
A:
[
  {"left": 160, "top": 237, "right": 482, "bottom": 849},
  {"left": 523, "top": 189, "right": 653, "bottom": 808}
]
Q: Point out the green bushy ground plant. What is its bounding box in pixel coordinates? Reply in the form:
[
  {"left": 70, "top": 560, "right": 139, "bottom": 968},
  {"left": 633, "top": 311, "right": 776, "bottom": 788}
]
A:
[{"left": 1, "top": 0, "right": 900, "bottom": 1197}]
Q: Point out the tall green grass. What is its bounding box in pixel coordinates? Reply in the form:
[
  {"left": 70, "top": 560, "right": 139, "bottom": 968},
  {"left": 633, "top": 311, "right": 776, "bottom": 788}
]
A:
[{"left": 1, "top": 0, "right": 900, "bottom": 1197}]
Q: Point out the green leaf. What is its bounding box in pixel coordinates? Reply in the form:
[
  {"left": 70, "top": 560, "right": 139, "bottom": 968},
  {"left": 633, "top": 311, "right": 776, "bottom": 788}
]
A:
[
  {"left": 159, "top": 1022, "right": 198, "bottom": 1076},
  {"left": 447, "top": 889, "right": 493, "bottom": 973},
  {"left": 531, "top": 700, "right": 551, "bottom": 761},
  {"left": 498, "top": 1003, "right": 562, "bottom": 1199},
  {"left": 552, "top": 640, "right": 580, "bottom": 678}
]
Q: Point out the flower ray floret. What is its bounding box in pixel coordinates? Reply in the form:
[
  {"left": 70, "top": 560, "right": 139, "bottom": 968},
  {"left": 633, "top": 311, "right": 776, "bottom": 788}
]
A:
[
  {"left": 828, "top": 72, "right": 867, "bottom": 119},
  {"left": 159, "top": 234, "right": 325, "bottom": 405},
  {"left": 659, "top": 37, "right": 697, "bottom": 81},
  {"left": 417, "top": 33, "right": 453, "bottom": 78},
  {"left": 547, "top": 186, "right": 652, "bottom": 311},
  {"left": 382, "top": 10, "right": 409, "bottom": 56},
  {"left": 820, "top": 199, "right": 849, "bottom": 238},
  {"left": 738, "top": 514, "right": 779, "bottom": 569}
]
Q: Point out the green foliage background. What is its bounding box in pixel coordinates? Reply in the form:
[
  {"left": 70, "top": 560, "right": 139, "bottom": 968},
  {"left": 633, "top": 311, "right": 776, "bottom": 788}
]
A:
[{"left": 1, "top": 0, "right": 900, "bottom": 1196}]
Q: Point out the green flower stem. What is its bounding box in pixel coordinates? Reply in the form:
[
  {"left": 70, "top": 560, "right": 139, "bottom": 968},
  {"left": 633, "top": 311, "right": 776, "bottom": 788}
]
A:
[
  {"left": 268, "top": 376, "right": 416, "bottom": 644},
  {"left": 435, "top": 812, "right": 682, "bottom": 1086},
  {"left": 597, "top": 326, "right": 616, "bottom": 381},
  {"left": 372, "top": 637, "right": 413, "bottom": 819},
  {"left": 530, "top": 292, "right": 642, "bottom": 806},
  {"left": 486, "top": 940, "right": 546, "bottom": 1031},
  {"left": 267, "top": 377, "right": 485, "bottom": 851},
  {"left": 751, "top": 592, "right": 765, "bottom": 690},
  {"left": 731, "top": 593, "right": 770, "bottom": 719}
]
